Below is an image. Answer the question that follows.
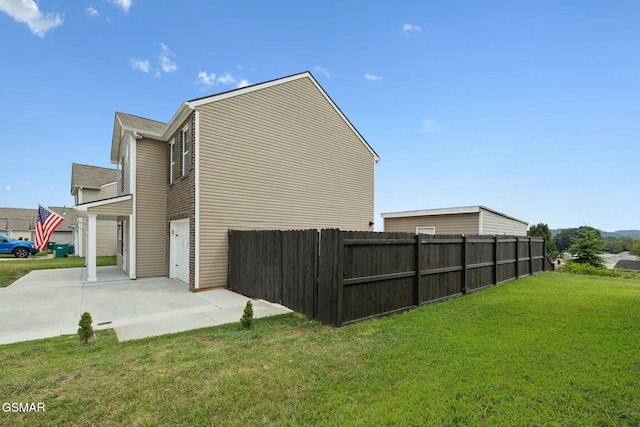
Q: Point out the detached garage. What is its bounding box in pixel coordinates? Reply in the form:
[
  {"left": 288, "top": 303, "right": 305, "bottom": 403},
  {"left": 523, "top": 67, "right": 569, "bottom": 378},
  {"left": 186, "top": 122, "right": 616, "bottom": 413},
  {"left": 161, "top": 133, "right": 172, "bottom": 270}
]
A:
[{"left": 382, "top": 205, "right": 528, "bottom": 236}]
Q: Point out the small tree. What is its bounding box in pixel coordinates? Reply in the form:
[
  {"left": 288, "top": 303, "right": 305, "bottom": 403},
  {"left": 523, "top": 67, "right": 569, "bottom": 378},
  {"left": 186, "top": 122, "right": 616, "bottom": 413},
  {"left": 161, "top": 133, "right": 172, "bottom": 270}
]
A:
[
  {"left": 78, "top": 312, "right": 94, "bottom": 345},
  {"left": 569, "top": 228, "right": 606, "bottom": 268},
  {"left": 528, "top": 223, "right": 557, "bottom": 259},
  {"left": 240, "top": 300, "right": 254, "bottom": 329}
]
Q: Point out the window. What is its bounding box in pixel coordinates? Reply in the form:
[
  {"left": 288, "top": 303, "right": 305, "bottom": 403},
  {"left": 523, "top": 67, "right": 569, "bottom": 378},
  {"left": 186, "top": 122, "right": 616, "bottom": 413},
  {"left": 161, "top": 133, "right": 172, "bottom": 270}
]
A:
[
  {"left": 169, "top": 138, "right": 177, "bottom": 183},
  {"left": 181, "top": 124, "right": 190, "bottom": 176},
  {"left": 416, "top": 226, "right": 436, "bottom": 235}
]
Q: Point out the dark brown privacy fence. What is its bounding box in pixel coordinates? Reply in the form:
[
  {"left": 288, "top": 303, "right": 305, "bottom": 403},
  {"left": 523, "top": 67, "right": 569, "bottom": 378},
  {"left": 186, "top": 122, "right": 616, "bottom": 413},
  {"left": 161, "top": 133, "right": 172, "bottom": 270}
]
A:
[{"left": 228, "top": 229, "right": 554, "bottom": 326}]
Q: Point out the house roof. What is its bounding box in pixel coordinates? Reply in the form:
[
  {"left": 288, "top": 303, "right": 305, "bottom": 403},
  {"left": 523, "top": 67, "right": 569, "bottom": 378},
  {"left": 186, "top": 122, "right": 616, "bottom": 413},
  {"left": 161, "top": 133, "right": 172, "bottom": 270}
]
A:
[
  {"left": 110, "top": 71, "right": 379, "bottom": 163},
  {"left": 381, "top": 205, "right": 528, "bottom": 225},
  {"left": 613, "top": 259, "right": 640, "bottom": 271},
  {"left": 0, "top": 207, "right": 36, "bottom": 231},
  {"left": 0, "top": 206, "right": 73, "bottom": 233},
  {"left": 71, "top": 163, "right": 117, "bottom": 195},
  {"left": 48, "top": 206, "right": 75, "bottom": 232},
  {"left": 116, "top": 112, "right": 167, "bottom": 135}
]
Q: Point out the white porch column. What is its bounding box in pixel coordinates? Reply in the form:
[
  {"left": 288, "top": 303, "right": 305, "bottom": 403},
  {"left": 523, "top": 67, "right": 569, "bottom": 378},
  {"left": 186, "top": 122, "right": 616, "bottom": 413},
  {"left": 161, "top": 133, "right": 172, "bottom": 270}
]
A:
[{"left": 87, "top": 214, "right": 97, "bottom": 282}]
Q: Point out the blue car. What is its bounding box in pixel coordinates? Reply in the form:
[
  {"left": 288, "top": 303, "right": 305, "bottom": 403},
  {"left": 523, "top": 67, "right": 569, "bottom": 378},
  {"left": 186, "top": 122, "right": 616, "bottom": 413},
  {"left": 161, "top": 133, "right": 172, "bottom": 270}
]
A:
[{"left": 0, "top": 233, "right": 39, "bottom": 258}]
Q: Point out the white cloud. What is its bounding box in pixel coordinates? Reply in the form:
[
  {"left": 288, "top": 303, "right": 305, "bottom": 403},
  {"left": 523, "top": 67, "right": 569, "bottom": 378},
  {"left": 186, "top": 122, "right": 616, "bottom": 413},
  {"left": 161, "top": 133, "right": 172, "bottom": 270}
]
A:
[
  {"left": 5, "top": 185, "right": 14, "bottom": 191},
  {"left": 420, "top": 119, "right": 442, "bottom": 133},
  {"left": 364, "top": 73, "right": 382, "bottom": 81},
  {"left": 402, "top": 23, "right": 421, "bottom": 36},
  {"left": 85, "top": 7, "right": 99, "bottom": 18},
  {"left": 0, "top": 0, "right": 63, "bottom": 37},
  {"left": 314, "top": 66, "right": 330, "bottom": 78},
  {"left": 197, "top": 71, "right": 247, "bottom": 88},
  {"left": 18, "top": 181, "right": 28, "bottom": 186},
  {"left": 158, "top": 43, "right": 178, "bottom": 73},
  {"left": 130, "top": 58, "right": 150, "bottom": 73},
  {"left": 217, "top": 72, "right": 236, "bottom": 84},
  {"left": 112, "top": 0, "right": 132, "bottom": 13},
  {"left": 197, "top": 71, "right": 216, "bottom": 86}
]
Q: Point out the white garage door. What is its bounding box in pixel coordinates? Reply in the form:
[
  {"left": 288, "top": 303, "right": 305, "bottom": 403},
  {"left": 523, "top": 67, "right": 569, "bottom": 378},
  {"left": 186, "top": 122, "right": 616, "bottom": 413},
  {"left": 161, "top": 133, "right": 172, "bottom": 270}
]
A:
[{"left": 170, "top": 219, "right": 189, "bottom": 284}]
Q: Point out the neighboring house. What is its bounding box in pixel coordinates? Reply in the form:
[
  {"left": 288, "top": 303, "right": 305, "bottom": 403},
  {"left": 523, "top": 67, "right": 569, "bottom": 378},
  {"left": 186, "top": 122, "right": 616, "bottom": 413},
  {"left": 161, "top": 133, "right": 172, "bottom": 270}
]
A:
[
  {"left": 613, "top": 260, "right": 640, "bottom": 271},
  {"left": 71, "top": 163, "right": 118, "bottom": 256},
  {"left": 75, "top": 71, "right": 379, "bottom": 289},
  {"left": 0, "top": 207, "right": 36, "bottom": 241},
  {"left": 382, "top": 205, "right": 528, "bottom": 236},
  {"left": 0, "top": 206, "right": 74, "bottom": 244}
]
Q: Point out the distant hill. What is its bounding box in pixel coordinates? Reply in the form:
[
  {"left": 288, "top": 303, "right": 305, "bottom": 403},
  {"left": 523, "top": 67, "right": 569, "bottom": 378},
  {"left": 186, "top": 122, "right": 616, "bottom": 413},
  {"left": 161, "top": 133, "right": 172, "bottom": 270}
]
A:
[{"left": 551, "top": 229, "right": 640, "bottom": 238}]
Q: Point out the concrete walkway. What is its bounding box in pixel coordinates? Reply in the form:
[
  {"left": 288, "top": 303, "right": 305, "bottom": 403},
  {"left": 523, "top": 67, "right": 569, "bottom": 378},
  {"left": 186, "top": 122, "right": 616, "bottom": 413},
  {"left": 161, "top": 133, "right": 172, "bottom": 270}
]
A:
[{"left": 0, "top": 266, "right": 291, "bottom": 345}]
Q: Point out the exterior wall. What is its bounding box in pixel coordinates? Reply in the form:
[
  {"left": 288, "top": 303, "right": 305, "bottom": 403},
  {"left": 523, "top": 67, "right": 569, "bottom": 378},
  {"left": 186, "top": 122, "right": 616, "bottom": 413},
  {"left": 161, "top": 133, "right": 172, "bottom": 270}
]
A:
[
  {"left": 165, "top": 113, "right": 196, "bottom": 289},
  {"left": 197, "top": 76, "right": 375, "bottom": 289},
  {"left": 120, "top": 138, "right": 132, "bottom": 196},
  {"left": 50, "top": 231, "right": 73, "bottom": 245},
  {"left": 77, "top": 184, "right": 119, "bottom": 257},
  {"left": 384, "top": 213, "right": 480, "bottom": 235},
  {"left": 135, "top": 138, "right": 167, "bottom": 277},
  {"left": 480, "top": 210, "right": 527, "bottom": 236}
]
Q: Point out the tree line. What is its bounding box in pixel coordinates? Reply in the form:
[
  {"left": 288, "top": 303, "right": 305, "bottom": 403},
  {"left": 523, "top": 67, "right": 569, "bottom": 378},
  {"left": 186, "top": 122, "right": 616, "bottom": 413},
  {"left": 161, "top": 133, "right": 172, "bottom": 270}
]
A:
[{"left": 528, "top": 223, "right": 640, "bottom": 269}]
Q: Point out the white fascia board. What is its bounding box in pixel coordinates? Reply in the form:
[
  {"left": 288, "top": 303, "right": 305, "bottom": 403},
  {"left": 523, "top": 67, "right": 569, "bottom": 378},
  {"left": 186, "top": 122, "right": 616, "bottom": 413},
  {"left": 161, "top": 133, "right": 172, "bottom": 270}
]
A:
[
  {"left": 381, "top": 206, "right": 481, "bottom": 219},
  {"left": 74, "top": 194, "right": 132, "bottom": 215}
]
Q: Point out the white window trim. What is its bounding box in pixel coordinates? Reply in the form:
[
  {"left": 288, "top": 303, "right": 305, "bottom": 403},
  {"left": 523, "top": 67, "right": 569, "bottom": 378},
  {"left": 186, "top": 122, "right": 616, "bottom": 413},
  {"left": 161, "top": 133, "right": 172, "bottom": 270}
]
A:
[
  {"left": 181, "top": 125, "right": 189, "bottom": 176},
  {"left": 416, "top": 226, "right": 436, "bottom": 235},
  {"left": 169, "top": 138, "right": 176, "bottom": 183}
]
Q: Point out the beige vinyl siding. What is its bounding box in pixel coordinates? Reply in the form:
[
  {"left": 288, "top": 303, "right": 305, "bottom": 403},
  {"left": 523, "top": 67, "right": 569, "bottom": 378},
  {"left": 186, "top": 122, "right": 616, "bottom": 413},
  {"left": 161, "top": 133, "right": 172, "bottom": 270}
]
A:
[
  {"left": 78, "top": 185, "right": 120, "bottom": 257},
  {"left": 197, "top": 76, "right": 375, "bottom": 288},
  {"left": 481, "top": 210, "right": 527, "bottom": 236},
  {"left": 135, "top": 138, "right": 167, "bottom": 277},
  {"left": 77, "top": 219, "right": 117, "bottom": 256},
  {"left": 122, "top": 139, "right": 131, "bottom": 195},
  {"left": 384, "top": 213, "right": 480, "bottom": 235}
]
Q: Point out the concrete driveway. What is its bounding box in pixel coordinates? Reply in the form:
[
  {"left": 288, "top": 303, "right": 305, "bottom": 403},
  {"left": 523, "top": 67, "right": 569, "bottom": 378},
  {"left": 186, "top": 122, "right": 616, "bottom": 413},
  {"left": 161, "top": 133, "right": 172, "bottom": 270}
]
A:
[{"left": 0, "top": 266, "right": 291, "bottom": 345}]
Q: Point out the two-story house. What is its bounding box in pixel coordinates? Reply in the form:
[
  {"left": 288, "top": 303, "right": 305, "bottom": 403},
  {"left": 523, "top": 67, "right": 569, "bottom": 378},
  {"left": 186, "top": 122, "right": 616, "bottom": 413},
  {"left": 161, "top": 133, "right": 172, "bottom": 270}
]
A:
[{"left": 76, "top": 71, "right": 379, "bottom": 289}]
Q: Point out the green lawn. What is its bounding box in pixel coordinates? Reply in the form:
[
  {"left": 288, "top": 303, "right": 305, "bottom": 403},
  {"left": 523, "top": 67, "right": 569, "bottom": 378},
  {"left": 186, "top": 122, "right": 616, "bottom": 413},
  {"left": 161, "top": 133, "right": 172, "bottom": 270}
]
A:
[
  {"left": 0, "top": 256, "right": 116, "bottom": 287},
  {"left": 1, "top": 272, "right": 639, "bottom": 426}
]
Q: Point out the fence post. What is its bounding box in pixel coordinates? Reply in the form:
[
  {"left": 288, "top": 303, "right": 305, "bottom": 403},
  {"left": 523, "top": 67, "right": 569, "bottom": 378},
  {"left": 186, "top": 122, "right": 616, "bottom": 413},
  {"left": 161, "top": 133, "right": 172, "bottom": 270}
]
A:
[
  {"left": 515, "top": 236, "right": 520, "bottom": 279},
  {"left": 542, "top": 237, "right": 547, "bottom": 272},
  {"left": 462, "top": 235, "right": 468, "bottom": 294},
  {"left": 317, "top": 229, "right": 343, "bottom": 326},
  {"left": 494, "top": 235, "right": 499, "bottom": 285},
  {"left": 415, "top": 234, "right": 421, "bottom": 307},
  {"left": 529, "top": 237, "right": 534, "bottom": 275}
]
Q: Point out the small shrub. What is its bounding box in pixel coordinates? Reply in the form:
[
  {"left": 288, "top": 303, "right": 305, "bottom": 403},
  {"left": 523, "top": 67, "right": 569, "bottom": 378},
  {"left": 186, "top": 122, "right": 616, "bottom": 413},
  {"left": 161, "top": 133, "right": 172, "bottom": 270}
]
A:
[
  {"left": 562, "top": 261, "right": 640, "bottom": 280},
  {"left": 240, "top": 300, "right": 254, "bottom": 329},
  {"left": 78, "top": 312, "right": 94, "bottom": 345}
]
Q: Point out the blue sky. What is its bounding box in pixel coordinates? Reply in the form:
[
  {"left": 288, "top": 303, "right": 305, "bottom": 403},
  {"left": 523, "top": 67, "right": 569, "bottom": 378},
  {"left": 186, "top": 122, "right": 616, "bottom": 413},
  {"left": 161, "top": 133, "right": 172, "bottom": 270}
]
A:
[{"left": 1, "top": 0, "right": 638, "bottom": 232}]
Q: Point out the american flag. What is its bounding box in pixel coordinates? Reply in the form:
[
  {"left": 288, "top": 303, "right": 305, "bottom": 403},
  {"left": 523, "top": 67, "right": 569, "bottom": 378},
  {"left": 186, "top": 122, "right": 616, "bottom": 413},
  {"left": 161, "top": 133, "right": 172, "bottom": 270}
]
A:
[{"left": 34, "top": 205, "right": 64, "bottom": 251}]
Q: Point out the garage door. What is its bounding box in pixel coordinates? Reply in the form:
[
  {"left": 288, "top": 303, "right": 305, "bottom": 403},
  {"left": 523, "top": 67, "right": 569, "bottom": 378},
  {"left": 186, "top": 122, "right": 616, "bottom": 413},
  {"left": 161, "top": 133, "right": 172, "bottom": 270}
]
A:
[{"left": 170, "top": 219, "right": 189, "bottom": 284}]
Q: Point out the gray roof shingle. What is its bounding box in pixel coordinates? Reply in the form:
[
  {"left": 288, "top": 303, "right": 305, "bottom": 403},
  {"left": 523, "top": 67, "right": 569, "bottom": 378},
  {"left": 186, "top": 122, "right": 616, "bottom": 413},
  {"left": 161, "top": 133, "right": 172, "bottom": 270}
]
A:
[
  {"left": 116, "top": 112, "right": 167, "bottom": 135},
  {"left": 71, "top": 163, "right": 117, "bottom": 192}
]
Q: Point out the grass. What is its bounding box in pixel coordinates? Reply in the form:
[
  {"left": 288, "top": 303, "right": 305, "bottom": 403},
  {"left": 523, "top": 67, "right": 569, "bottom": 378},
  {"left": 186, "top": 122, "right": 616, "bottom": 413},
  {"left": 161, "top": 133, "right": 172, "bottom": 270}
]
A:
[
  {"left": 0, "top": 256, "right": 116, "bottom": 287},
  {"left": 1, "top": 272, "right": 639, "bottom": 426}
]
